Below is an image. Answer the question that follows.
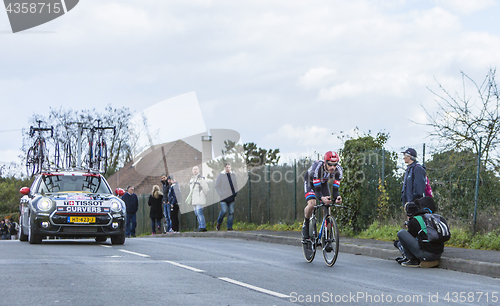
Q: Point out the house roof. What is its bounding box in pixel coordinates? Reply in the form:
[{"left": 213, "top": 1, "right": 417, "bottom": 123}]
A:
[{"left": 108, "top": 139, "right": 202, "bottom": 195}]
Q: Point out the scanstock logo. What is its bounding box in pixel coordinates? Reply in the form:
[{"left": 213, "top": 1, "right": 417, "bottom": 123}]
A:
[{"left": 3, "top": 0, "right": 79, "bottom": 33}]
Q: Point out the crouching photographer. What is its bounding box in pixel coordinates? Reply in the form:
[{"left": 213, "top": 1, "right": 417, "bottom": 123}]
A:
[{"left": 394, "top": 197, "right": 449, "bottom": 268}]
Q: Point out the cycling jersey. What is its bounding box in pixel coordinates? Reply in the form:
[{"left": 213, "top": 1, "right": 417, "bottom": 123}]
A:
[{"left": 303, "top": 160, "right": 343, "bottom": 201}]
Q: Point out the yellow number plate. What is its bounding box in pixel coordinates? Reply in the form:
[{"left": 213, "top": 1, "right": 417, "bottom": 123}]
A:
[{"left": 68, "top": 217, "right": 96, "bottom": 223}]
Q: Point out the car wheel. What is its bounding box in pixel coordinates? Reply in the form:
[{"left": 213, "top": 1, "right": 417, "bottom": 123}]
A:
[
  {"left": 111, "top": 233, "right": 125, "bottom": 245},
  {"left": 95, "top": 236, "right": 107, "bottom": 243},
  {"left": 28, "top": 213, "right": 42, "bottom": 244}
]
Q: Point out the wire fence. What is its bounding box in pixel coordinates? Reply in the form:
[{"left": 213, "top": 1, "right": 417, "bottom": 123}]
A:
[{"left": 134, "top": 143, "right": 500, "bottom": 235}]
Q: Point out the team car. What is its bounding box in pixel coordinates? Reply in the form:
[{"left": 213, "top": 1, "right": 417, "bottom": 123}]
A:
[{"left": 19, "top": 171, "right": 126, "bottom": 244}]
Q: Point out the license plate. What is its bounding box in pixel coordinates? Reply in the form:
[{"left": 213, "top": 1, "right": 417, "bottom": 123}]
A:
[{"left": 68, "top": 216, "right": 96, "bottom": 223}]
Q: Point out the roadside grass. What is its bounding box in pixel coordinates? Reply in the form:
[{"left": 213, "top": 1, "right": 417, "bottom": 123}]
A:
[
  {"left": 203, "top": 220, "right": 500, "bottom": 251},
  {"left": 353, "top": 221, "right": 500, "bottom": 251},
  {"left": 205, "top": 220, "right": 303, "bottom": 231}
]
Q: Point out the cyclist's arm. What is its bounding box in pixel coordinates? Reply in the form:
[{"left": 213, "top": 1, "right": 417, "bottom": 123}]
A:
[
  {"left": 331, "top": 165, "right": 343, "bottom": 201},
  {"left": 311, "top": 162, "right": 327, "bottom": 200}
]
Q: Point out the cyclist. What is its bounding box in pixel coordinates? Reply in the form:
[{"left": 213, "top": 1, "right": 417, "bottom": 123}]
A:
[{"left": 302, "top": 151, "right": 343, "bottom": 241}]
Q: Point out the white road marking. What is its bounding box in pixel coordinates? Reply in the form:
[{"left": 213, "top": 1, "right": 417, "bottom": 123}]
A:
[
  {"left": 164, "top": 261, "right": 205, "bottom": 272},
  {"left": 100, "top": 245, "right": 112, "bottom": 248},
  {"left": 118, "top": 249, "right": 150, "bottom": 258},
  {"left": 218, "top": 277, "right": 290, "bottom": 299}
]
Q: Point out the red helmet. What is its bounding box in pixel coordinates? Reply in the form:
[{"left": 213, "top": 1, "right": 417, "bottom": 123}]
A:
[{"left": 324, "top": 151, "right": 340, "bottom": 163}]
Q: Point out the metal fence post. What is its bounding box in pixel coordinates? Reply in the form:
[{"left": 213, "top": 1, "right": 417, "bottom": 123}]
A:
[
  {"left": 294, "top": 159, "right": 297, "bottom": 222},
  {"left": 473, "top": 137, "right": 482, "bottom": 235},
  {"left": 423, "top": 143, "right": 426, "bottom": 167},
  {"left": 381, "top": 149, "right": 385, "bottom": 187},
  {"left": 248, "top": 170, "right": 251, "bottom": 223},
  {"left": 268, "top": 164, "right": 271, "bottom": 223}
]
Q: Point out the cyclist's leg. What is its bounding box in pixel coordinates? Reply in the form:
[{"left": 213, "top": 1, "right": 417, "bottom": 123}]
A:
[{"left": 302, "top": 180, "right": 316, "bottom": 239}]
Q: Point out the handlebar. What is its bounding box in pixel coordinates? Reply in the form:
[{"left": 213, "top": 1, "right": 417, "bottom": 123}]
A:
[
  {"left": 29, "top": 125, "right": 53, "bottom": 138},
  {"left": 314, "top": 202, "right": 347, "bottom": 209}
]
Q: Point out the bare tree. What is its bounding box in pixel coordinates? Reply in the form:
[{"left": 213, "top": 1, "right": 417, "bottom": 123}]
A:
[
  {"left": 22, "top": 105, "right": 134, "bottom": 177},
  {"left": 423, "top": 68, "right": 500, "bottom": 170}
]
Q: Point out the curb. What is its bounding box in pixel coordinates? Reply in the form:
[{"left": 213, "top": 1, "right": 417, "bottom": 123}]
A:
[{"left": 156, "top": 231, "right": 500, "bottom": 278}]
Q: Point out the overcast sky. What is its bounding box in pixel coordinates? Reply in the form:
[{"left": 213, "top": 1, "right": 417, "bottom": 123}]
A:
[{"left": 1, "top": 0, "right": 500, "bottom": 170}]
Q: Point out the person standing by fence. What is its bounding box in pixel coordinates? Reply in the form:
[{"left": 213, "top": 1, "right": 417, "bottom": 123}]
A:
[
  {"left": 148, "top": 185, "right": 163, "bottom": 235},
  {"left": 161, "top": 174, "right": 171, "bottom": 233},
  {"left": 215, "top": 163, "right": 238, "bottom": 231},
  {"left": 189, "top": 166, "right": 209, "bottom": 232},
  {"left": 401, "top": 148, "right": 426, "bottom": 205},
  {"left": 167, "top": 176, "right": 181, "bottom": 233}
]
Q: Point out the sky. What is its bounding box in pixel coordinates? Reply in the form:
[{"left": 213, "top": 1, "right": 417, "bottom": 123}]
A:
[{"left": 1, "top": 0, "right": 500, "bottom": 173}]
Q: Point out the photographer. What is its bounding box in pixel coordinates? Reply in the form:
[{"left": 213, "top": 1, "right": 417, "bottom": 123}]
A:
[{"left": 396, "top": 197, "right": 443, "bottom": 268}]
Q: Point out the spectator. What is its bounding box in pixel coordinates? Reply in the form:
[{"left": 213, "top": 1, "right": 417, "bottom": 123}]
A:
[
  {"left": 148, "top": 185, "right": 163, "bottom": 235},
  {"left": 9, "top": 218, "right": 19, "bottom": 240},
  {"left": 189, "top": 166, "right": 209, "bottom": 232},
  {"left": 0, "top": 219, "right": 7, "bottom": 240},
  {"left": 161, "top": 174, "right": 171, "bottom": 233},
  {"left": 401, "top": 148, "right": 426, "bottom": 206},
  {"left": 395, "top": 199, "right": 443, "bottom": 268},
  {"left": 167, "top": 176, "right": 181, "bottom": 233},
  {"left": 122, "top": 186, "right": 139, "bottom": 238},
  {"left": 215, "top": 163, "right": 238, "bottom": 231}
]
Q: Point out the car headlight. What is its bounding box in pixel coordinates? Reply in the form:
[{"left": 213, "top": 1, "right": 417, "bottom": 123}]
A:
[
  {"left": 110, "top": 200, "right": 122, "bottom": 212},
  {"left": 37, "top": 197, "right": 54, "bottom": 212}
]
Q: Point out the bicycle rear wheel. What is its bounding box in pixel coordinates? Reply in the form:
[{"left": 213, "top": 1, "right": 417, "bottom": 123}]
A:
[
  {"left": 98, "top": 141, "right": 108, "bottom": 174},
  {"left": 321, "top": 215, "right": 340, "bottom": 266},
  {"left": 26, "top": 147, "right": 37, "bottom": 177},
  {"left": 302, "top": 217, "right": 316, "bottom": 263},
  {"left": 54, "top": 142, "right": 60, "bottom": 169},
  {"left": 64, "top": 143, "right": 74, "bottom": 169}
]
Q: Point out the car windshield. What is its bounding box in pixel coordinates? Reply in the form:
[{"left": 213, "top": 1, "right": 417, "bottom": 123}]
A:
[{"left": 37, "top": 174, "right": 111, "bottom": 194}]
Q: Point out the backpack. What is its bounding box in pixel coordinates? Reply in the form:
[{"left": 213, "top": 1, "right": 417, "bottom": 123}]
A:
[
  {"left": 10, "top": 223, "right": 18, "bottom": 235},
  {"left": 414, "top": 213, "right": 450, "bottom": 243},
  {"left": 424, "top": 176, "right": 433, "bottom": 197}
]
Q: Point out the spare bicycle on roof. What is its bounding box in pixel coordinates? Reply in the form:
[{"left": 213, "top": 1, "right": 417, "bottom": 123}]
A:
[{"left": 25, "top": 120, "right": 55, "bottom": 177}]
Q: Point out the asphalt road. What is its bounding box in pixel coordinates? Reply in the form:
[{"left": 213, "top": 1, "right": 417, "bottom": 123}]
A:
[{"left": 1, "top": 237, "right": 499, "bottom": 306}]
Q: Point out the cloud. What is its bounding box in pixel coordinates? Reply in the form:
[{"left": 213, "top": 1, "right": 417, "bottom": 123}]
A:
[
  {"left": 434, "top": 0, "right": 496, "bottom": 14},
  {"left": 298, "top": 67, "right": 337, "bottom": 89},
  {"left": 263, "top": 124, "right": 340, "bottom": 148},
  {"left": 2, "top": 0, "right": 500, "bottom": 168}
]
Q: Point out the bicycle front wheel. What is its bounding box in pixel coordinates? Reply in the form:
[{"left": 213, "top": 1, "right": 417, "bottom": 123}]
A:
[
  {"left": 99, "top": 141, "right": 108, "bottom": 174},
  {"left": 302, "top": 218, "right": 316, "bottom": 263},
  {"left": 54, "top": 142, "right": 60, "bottom": 169},
  {"left": 321, "top": 215, "right": 340, "bottom": 267}
]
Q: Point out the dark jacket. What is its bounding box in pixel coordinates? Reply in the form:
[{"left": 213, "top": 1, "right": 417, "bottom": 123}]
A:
[
  {"left": 161, "top": 181, "right": 170, "bottom": 203},
  {"left": 407, "top": 209, "right": 444, "bottom": 255},
  {"left": 168, "top": 182, "right": 181, "bottom": 206},
  {"left": 148, "top": 192, "right": 163, "bottom": 219},
  {"left": 122, "top": 192, "right": 139, "bottom": 215},
  {"left": 401, "top": 162, "right": 426, "bottom": 204},
  {"left": 215, "top": 171, "right": 238, "bottom": 203}
]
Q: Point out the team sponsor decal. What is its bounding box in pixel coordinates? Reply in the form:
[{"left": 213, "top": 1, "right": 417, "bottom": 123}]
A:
[
  {"left": 333, "top": 180, "right": 341, "bottom": 188},
  {"left": 63, "top": 200, "right": 104, "bottom": 206},
  {"left": 313, "top": 179, "right": 321, "bottom": 187},
  {"left": 67, "top": 196, "right": 92, "bottom": 200},
  {"left": 56, "top": 206, "right": 110, "bottom": 213},
  {"left": 55, "top": 195, "right": 92, "bottom": 201}
]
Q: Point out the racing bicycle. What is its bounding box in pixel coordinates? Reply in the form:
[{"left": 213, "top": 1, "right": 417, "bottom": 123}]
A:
[
  {"left": 84, "top": 120, "right": 115, "bottom": 173},
  {"left": 302, "top": 199, "right": 345, "bottom": 266},
  {"left": 25, "top": 121, "right": 54, "bottom": 177}
]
